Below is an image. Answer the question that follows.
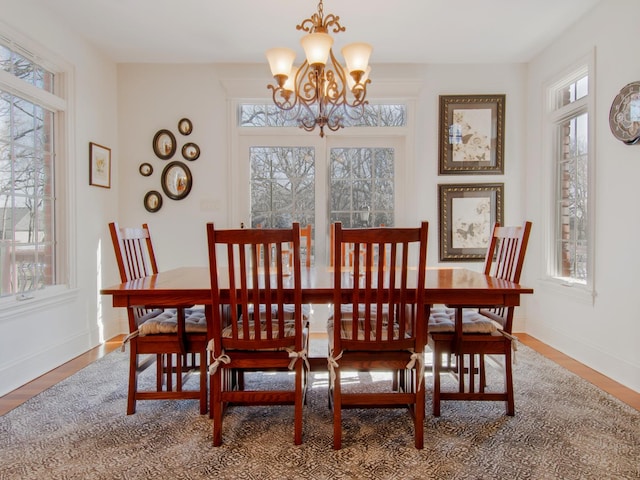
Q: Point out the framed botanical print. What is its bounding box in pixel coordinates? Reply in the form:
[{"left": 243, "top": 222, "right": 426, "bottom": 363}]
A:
[
  {"left": 438, "top": 183, "right": 504, "bottom": 261},
  {"left": 89, "top": 142, "right": 111, "bottom": 188},
  {"left": 438, "top": 94, "right": 505, "bottom": 175}
]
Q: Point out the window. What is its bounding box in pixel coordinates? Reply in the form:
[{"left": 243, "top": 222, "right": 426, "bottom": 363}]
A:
[
  {"left": 547, "top": 64, "right": 592, "bottom": 286},
  {"left": 240, "top": 102, "right": 406, "bottom": 267},
  {"left": 0, "top": 36, "right": 66, "bottom": 298}
]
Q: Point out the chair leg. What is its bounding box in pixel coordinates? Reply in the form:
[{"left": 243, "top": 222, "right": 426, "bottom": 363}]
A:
[
  {"left": 294, "top": 362, "right": 303, "bottom": 445},
  {"left": 457, "top": 353, "right": 465, "bottom": 393},
  {"left": 432, "top": 348, "right": 441, "bottom": 417},
  {"left": 479, "top": 354, "right": 487, "bottom": 392},
  {"left": 156, "top": 354, "right": 163, "bottom": 391},
  {"left": 468, "top": 354, "right": 476, "bottom": 393},
  {"left": 332, "top": 368, "right": 342, "bottom": 449},
  {"left": 166, "top": 354, "right": 174, "bottom": 392},
  {"left": 415, "top": 367, "right": 425, "bottom": 449},
  {"left": 199, "top": 350, "right": 208, "bottom": 415},
  {"left": 212, "top": 368, "right": 223, "bottom": 446},
  {"left": 505, "top": 348, "right": 515, "bottom": 416},
  {"left": 127, "top": 343, "right": 139, "bottom": 415}
]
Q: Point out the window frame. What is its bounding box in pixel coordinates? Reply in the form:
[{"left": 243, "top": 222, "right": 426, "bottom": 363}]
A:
[
  {"left": 0, "top": 26, "right": 75, "bottom": 312},
  {"left": 542, "top": 52, "right": 596, "bottom": 303}
]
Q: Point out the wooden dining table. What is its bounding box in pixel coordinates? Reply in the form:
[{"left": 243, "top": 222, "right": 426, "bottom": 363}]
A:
[
  {"left": 101, "top": 265, "right": 533, "bottom": 316},
  {"left": 101, "top": 266, "right": 533, "bottom": 368}
]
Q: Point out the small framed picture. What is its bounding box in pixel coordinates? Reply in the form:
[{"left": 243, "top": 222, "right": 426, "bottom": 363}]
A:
[
  {"left": 438, "top": 183, "right": 504, "bottom": 261},
  {"left": 438, "top": 94, "right": 505, "bottom": 175},
  {"left": 89, "top": 142, "right": 111, "bottom": 188}
]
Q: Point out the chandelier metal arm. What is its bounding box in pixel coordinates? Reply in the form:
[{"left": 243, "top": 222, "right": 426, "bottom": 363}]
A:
[
  {"left": 266, "top": 0, "right": 371, "bottom": 136},
  {"left": 297, "top": 0, "right": 345, "bottom": 35}
]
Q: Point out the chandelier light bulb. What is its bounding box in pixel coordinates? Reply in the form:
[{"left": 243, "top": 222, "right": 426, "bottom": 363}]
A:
[
  {"left": 301, "top": 32, "right": 334, "bottom": 68},
  {"left": 341, "top": 42, "right": 372, "bottom": 77},
  {"left": 266, "top": 48, "right": 296, "bottom": 86}
]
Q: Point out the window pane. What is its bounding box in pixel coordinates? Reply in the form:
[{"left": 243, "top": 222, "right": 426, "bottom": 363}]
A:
[
  {"left": 250, "top": 146, "right": 315, "bottom": 231},
  {"left": 329, "top": 147, "right": 394, "bottom": 227},
  {"left": 555, "top": 112, "right": 588, "bottom": 282},
  {"left": 0, "top": 91, "right": 55, "bottom": 296},
  {"left": 0, "top": 42, "right": 54, "bottom": 93},
  {"left": 556, "top": 74, "right": 588, "bottom": 109}
]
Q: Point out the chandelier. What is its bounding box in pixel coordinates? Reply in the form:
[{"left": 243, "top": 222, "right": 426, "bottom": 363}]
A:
[{"left": 266, "top": 0, "right": 372, "bottom": 137}]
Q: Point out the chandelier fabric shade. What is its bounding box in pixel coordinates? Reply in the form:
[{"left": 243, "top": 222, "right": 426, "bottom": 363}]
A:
[{"left": 266, "top": 0, "right": 373, "bottom": 137}]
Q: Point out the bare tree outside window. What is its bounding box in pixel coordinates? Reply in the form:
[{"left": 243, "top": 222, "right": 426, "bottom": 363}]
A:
[
  {"left": 0, "top": 42, "right": 56, "bottom": 297},
  {"left": 330, "top": 147, "right": 394, "bottom": 228},
  {"left": 550, "top": 72, "right": 589, "bottom": 284}
]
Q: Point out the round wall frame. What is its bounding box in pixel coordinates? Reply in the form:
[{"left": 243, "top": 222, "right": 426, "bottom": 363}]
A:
[
  {"left": 178, "top": 118, "right": 193, "bottom": 136},
  {"left": 182, "top": 142, "right": 200, "bottom": 161},
  {"left": 152, "top": 129, "right": 176, "bottom": 160},
  {"left": 139, "top": 162, "right": 153, "bottom": 176},
  {"left": 144, "top": 190, "right": 163, "bottom": 212},
  {"left": 161, "top": 161, "right": 192, "bottom": 200}
]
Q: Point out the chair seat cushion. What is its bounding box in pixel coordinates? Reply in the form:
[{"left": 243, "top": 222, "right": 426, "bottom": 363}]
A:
[
  {"left": 327, "top": 316, "right": 400, "bottom": 342},
  {"left": 138, "top": 308, "right": 207, "bottom": 335},
  {"left": 327, "top": 304, "right": 413, "bottom": 344},
  {"left": 428, "top": 307, "right": 497, "bottom": 334},
  {"left": 210, "top": 320, "right": 308, "bottom": 353},
  {"left": 245, "top": 304, "right": 311, "bottom": 320},
  {"left": 222, "top": 319, "right": 297, "bottom": 340}
]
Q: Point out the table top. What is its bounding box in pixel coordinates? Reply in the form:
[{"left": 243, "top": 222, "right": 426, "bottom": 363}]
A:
[{"left": 101, "top": 266, "right": 533, "bottom": 308}]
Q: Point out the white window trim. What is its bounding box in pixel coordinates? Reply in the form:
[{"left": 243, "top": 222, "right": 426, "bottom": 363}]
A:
[
  {"left": 541, "top": 50, "right": 597, "bottom": 305},
  {"left": 0, "top": 21, "right": 77, "bottom": 309}
]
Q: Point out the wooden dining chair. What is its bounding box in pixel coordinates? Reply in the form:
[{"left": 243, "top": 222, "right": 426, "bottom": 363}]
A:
[
  {"left": 428, "top": 221, "right": 532, "bottom": 416},
  {"left": 206, "top": 222, "right": 308, "bottom": 446},
  {"left": 108, "top": 222, "right": 208, "bottom": 415},
  {"left": 328, "top": 221, "right": 429, "bottom": 449}
]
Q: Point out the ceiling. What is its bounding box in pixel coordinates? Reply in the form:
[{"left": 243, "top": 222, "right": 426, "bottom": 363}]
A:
[{"left": 31, "top": 0, "right": 601, "bottom": 64}]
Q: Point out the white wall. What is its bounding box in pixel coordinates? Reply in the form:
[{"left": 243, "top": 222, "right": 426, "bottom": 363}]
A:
[
  {"left": 525, "top": 0, "right": 640, "bottom": 392},
  {"left": 0, "top": 0, "right": 120, "bottom": 396}
]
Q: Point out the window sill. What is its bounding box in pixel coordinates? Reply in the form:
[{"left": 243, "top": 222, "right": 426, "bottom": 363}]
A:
[
  {"left": 0, "top": 287, "right": 79, "bottom": 322},
  {"left": 537, "top": 277, "right": 596, "bottom": 305}
]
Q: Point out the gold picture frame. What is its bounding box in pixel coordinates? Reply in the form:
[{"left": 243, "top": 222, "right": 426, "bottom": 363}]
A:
[
  {"left": 89, "top": 142, "right": 111, "bottom": 188},
  {"left": 438, "top": 94, "right": 505, "bottom": 175},
  {"left": 438, "top": 183, "right": 504, "bottom": 261}
]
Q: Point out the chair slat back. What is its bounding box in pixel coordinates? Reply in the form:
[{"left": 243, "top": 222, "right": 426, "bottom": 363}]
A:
[
  {"left": 108, "top": 222, "right": 159, "bottom": 321},
  {"left": 299, "top": 224, "right": 312, "bottom": 267},
  {"left": 481, "top": 221, "right": 532, "bottom": 325},
  {"left": 332, "top": 222, "right": 429, "bottom": 352},
  {"left": 329, "top": 223, "right": 386, "bottom": 268},
  {"left": 207, "top": 223, "right": 303, "bottom": 352}
]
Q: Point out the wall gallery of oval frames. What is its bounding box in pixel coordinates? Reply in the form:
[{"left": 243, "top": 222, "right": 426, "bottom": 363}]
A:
[{"left": 143, "top": 118, "right": 200, "bottom": 212}]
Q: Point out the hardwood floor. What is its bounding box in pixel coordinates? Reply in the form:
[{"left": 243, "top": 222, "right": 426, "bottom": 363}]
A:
[{"left": 1, "top": 333, "right": 638, "bottom": 416}]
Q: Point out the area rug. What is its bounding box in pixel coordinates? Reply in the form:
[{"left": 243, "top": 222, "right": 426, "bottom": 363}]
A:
[{"left": 0, "top": 345, "right": 637, "bottom": 480}]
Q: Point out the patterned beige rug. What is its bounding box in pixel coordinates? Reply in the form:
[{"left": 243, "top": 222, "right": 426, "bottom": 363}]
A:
[{"left": 0, "top": 345, "right": 638, "bottom": 479}]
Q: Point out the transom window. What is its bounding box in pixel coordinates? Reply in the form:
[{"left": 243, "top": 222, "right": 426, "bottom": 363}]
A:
[{"left": 240, "top": 103, "right": 407, "bottom": 128}]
